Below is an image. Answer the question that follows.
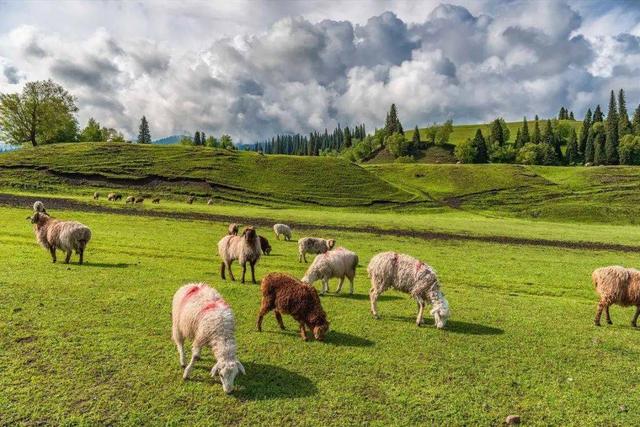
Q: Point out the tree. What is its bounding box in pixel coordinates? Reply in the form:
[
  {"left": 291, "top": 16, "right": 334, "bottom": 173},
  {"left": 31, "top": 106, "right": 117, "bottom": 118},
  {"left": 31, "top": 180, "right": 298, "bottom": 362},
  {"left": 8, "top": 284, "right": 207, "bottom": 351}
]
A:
[
  {"left": 569, "top": 111, "right": 575, "bottom": 120},
  {"left": 344, "top": 127, "right": 352, "bottom": 148},
  {"left": 436, "top": 119, "right": 453, "bottom": 145},
  {"left": 79, "top": 118, "right": 103, "bottom": 142},
  {"left": 220, "top": 134, "right": 234, "bottom": 149},
  {"left": 205, "top": 136, "right": 219, "bottom": 148},
  {"left": 516, "top": 143, "right": 542, "bottom": 165},
  {"left": 605, "top": 90, "right": 619, "bottom": 164},
  {"left": 520, "top": 116, "right": 530, "bottom": 146},
  {"left": 488, "top": 118, "right": 508, "bottom": 147},
  {"left": 194, "top": 131, "right": 201, "bottom": 146},
  {"left": 513, "top": 128, "right": 522, "bottom": 149},
  {"left": 633, "top": 104, "right": 640, "bottom": 136},
  {"left": 565, "top": 128, "right": 579, "bottom": 165},
  {"left": 591, "top": 122, "right": 606, "bottom": 165},
  {"left": 593, "top": 104, "right": 603, "bottom": 122},
  {"left": 384, "top": 104, "right": 403, "bottom": 136},
  {"left": 137, "top": 116, "right": 152, "bottom": 144},
  {"left": 102, "top": 128, "right": 125, "bottom": 142},
  {"left": 558, "top": 107, "right": 567, "bottom": 120},
  {"left": 411, "top": 126, "right": 420, "bottom": 149},
  {"left": 473, "top": 129, "right": 488, "bottom": 163},
  {"left": 542, "top": 119, "right": 562, "bottom": 162},
  {"left": 578, "top": 108, "right": 591, "bottom": 155},
  {"left": 618, "top": 89, "right": 632, "bottom": 137},
  {"left": 539, "top": 142, "right": 558, "bottom": 165},
  {"left": 201, "top": 132, "right": 206, "bottom": 145},
  {"left": 619, "top": 134, "right": 640, "bottom": 165},
  {"left": 454, "top": 138, "right": 477, "bottom": 163},
  {"left": 0, "top": 79, "right": 78, "bottom": 146},
  {"left": 532, "top": 115, "right": 541, "bottom": 144}
]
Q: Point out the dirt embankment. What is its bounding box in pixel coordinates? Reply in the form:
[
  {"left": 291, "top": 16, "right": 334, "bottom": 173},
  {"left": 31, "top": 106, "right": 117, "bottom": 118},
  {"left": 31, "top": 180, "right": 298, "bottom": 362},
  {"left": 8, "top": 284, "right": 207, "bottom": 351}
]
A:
[{"left": 5, "top": 193, "right": 640, "bottom": 253}]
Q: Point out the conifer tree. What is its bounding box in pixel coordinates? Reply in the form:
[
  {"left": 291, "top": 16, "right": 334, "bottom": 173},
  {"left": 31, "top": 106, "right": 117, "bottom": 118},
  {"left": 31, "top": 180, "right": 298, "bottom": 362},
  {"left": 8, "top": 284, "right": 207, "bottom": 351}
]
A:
[
  {"left": 412, "top": 125, "right": 420, "bottom": 148},
  {"left": 618, "top": 88, "right": 631, "bottom": 137},
  {"left": 521, "top": 116, "right": 530, "bottom": 145},
  {"left": 584, "top": 128, "right": 595, "bottom": 164},
  {"left": 633, "top": 104, "right": 640, "bottom": 135},
  {"left": 473, "top": 129, "right": 488, "bottom": 163},
  {"left": 594, "top": 131, "right": 606, "bottom": 165},
  {"left": 513, "top": 128, "right": 522, "bottom": 149},
  {"left": 569, "top": 111, "right": 575, "bottom": 120},
  {"left": 532, "top": 115, "right": 541, "bottom": 144},
  {"left": 137, "top": 116, "right": 151, "bottom": 144},
  {"left": 344, "top": 127, "right": 352, "bottom": 148},
  {"left": 605, "top": 90, "right": 619, "bottom": 164},
  {"left": 565, "top": 128, "right": 579, "bottom": 165},
  {"left": 384, "top": 104, "right": 403, "bottom": 135},
  {"left": 578, "top": 108, "right": 591, "bottom": 155},
  {"left": 194, "top": 131, "right": 201, "bottom": 146},
  {"left": 593, "top": 104, "right": 603, "bottom": 122},
  {"left": 489, "top": 118, "right": 505, "bottom": 147}
]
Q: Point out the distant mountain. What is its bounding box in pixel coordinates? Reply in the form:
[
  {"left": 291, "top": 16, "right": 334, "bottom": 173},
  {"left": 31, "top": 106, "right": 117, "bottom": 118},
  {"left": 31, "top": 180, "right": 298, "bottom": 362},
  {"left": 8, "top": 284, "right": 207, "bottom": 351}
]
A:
[
  {"left": 0, "top": 142, "right": 18, "bottom": 153},
  {"left": 153, "top": 135, "right": 186, "bottom": 145}
]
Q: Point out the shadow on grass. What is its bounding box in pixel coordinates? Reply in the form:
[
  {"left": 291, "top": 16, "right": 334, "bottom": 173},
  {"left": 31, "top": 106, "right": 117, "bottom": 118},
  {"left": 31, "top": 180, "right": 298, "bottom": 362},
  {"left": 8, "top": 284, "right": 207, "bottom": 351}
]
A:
[
  {"left": 81, "top": 262, "right": 130, "bottom": 268},
  {"left": 325, "top": 330, "right": 374, "bottom": 347},
  {"left": 321, "top": 293, "right": 402, "bottom": 301},
  {"left": 386, "top": 316, "right": 504, "bottom": 335},
  {"left": 235, "top": 362, "right": 317, "bottom": 400}
]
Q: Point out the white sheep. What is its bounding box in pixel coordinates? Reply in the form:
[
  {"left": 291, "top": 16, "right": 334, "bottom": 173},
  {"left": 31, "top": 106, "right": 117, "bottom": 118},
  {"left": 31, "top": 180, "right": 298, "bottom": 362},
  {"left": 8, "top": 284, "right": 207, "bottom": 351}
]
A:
[
  {"left": 302, "top": 247, "right": 358, "bottom": 295},
  {"left": 27, "top": 211, "right": 92, "bottom": 264},
  {"left": 218, "top": 226, "right": 262, "bottom": 284},
  {"left": 171, "top": 283, "right": 245, "bottom": 393},
  {"left": 592, "top": 266, "right": 640, "bottom": 327},
  {"left": 367, "top": 251, "right": 450, "bottom": 328},
  {"left": 298, "top": 237, "right": 336, "bottom": 263},
  {"left": 273, "top": 223, "right": 292, "bottom": 241}
]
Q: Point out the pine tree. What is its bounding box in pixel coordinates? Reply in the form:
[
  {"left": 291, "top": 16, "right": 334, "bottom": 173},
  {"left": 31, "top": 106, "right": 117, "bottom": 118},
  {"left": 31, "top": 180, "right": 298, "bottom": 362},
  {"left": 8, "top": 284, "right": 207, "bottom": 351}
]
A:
[
  {"left": 194, "top": 131, "right": 201, "bottom": 146},
  {"left": 513, "top": 128, "right": 522, "bottom": 149},
  {"left": 565, "top": 128, "right": 579, "bottom": 165},
  {"left": 201, "top": 132, "right": 206, "bottom": 145},
  {"left": 584, "top": 128, "right": 595, "bottom": 164},
  {"left": 618, "top": 88, "right": 631, "bottom": 137},
  {"left": 593, "top": 105, "right": 603, "bottom": 122},
  {"left": 489, "top": 118, "right": 505, "bottom": 147},
  {"left": 384, "top": 104, "right": 403, "bottom": 135},
  {"left": 521, "top": 116, "right": 530, "bottom": 145},
  {"left": 633, "top": 104, "right": 640, "bottom": 135},
  {"left": 344, "top": 127, "right": 352, "bottom": 148},
  {"left": 412, "top": 126, "right": 420, "bottom": 148},
  {"left": 532, "top": 115, "right": 541, "bottom": 144},
  {"left": 605, "top": 90, "right": 619, "bottom": 164},
  {"left": 558, "top": 107, "right": 566, "bottom": 120},
  {"left": 569, "top": 111, "right": 575, "bottom": 120},
  {"left": 594, "top": 131, "right": 606, "bottom": 165},
  {"left": 578, "top": 108, "right": 592, "bottom": 155},
  {"left": 137, "top": 116, "right": 151, "bottom": 144},
  {"left": 473, "top": 129, "right": 488, "bottom": 163}
]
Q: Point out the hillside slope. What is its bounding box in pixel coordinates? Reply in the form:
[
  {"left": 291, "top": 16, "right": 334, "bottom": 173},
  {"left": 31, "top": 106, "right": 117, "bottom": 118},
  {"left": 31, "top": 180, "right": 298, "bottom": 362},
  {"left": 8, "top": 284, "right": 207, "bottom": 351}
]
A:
[{"left": 0, "top": 143, "right": 415, "bottom": 207}]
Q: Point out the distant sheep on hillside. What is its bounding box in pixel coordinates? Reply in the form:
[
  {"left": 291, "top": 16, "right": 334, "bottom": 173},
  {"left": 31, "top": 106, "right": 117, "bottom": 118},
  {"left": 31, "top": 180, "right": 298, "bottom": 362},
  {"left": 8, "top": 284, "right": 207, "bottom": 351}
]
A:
[
  {"left": 125, "top": 196, "right": 135, "bottom": 204},
  {"left": 108, "top": 193, "right": 122, "bottom": 201},
  {"left": 28, "top": 211, "right": 91, "bottom": 264},
  {"left": 135, "top": 197, "right": 144, "bottom": 204},
  {"left": 592, "top": 266, "right": 640, "bottom": 327},
  {"left": 297, "top": 237, "right": 335, "bottom": 263},
  {"left": 207, "top": 199, "right": 214, "bottom": 205},
  {"left": 187, "top": 196, "right": 195, "bottom": 204},
  {"left": 93, "top": 192, "right": 100, "bottom": 200},
  {"left": 273, "top": 223, "right": 292, "bottom": 241},
  {"left": 152, "top": 198, "right": 160, "bottom": 204}
]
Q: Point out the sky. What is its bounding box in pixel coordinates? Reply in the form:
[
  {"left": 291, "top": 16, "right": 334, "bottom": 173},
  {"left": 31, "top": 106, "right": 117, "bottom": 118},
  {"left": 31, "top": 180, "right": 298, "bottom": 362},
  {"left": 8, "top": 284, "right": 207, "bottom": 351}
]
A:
[{"left": 1, "top": 0, "right": 640, "bottom": 142}]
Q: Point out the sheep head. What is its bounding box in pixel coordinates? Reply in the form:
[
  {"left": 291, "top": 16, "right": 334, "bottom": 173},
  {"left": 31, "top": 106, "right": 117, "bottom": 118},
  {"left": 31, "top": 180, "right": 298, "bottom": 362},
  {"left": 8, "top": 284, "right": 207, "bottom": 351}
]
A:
[
  {"left": 313, "top": 322, "right": 329, "bottom": 341},
  {"left": 211, "top": 360, "right": 245, "bottom": 394},
  {"left": 27, "top": 211, "right": 49, "bottom": 226},
  {"left": 327, "top": 239, "right": 336, "bottom": 249},
  {"left": 430, "top": 290, "right": 450, "bottom": 329},
  {"left": 242, "top": 226, "right": 257, "bottom": 243}
]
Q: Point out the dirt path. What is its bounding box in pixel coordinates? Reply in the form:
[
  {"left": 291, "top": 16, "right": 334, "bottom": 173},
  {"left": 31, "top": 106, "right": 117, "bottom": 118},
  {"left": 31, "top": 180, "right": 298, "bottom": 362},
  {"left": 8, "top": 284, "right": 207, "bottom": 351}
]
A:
[{"left": 4, "top": 193, "right": 639, "bottom": 253}]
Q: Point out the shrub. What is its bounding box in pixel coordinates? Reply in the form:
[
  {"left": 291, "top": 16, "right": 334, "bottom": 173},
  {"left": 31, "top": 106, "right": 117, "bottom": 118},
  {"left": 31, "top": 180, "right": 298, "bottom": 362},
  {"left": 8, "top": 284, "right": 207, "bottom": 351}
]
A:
[
  {"left": 454, "top": 138, "right": 477, "bottom": 163},
  {"left": 619, "top": 134, "right": 640, "bottom": 165},
  {"left": 516, "top": 143, "right": 541, "bottom": 165},
  {"left": 490, "top": 145, "right": 517, "bottom": 163}
]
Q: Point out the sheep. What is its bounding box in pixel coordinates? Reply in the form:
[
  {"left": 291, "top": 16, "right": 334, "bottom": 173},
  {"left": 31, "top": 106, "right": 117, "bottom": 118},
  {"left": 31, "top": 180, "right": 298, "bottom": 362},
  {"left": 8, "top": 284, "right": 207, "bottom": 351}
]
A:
[
  {"left": 367, "top": 251, "right": 450, "bottom": 328},
  {"left": 32, "top": 200, "right": 46, "bottom": 214},
  {"left": 273, "top": 223, "right": 292, "bottom": 241},
  {"left": 27, "top": 211, "right": 91, "bottom": 264},
  {"left": 297, "top": 237, "right": 335, "bottom": 263},
  {"left": 257, "top": 273, "right": 329, "bottom": 341},
  {"left": 217, "top": 226, "right": 262, "bottom": 284},
  {"left": 187, "top": 196, "right": 195, "bottom": 204},
  {"left": 207, "top": 199, "right": 214, "bottom": 205},
  {"left": 108, "top": 193, "right": 122, "bottom": 201},
  {"left": 259, "top": 235, "right": 272, "bottom": 255},
  {"left": 93, "top": 192, "right": 100, "bottom": 200},
  {"left": 592, "top": 266, "right": 640, "bottom": 327},
  {"left": 302, "top": 247, "right": 358, "bottom": 295},
  {"left": 135, "top": 197, "right": 144, "bottom": 204},
  {"left": 228, "top": 223, "right": 239, "bottom": 235},
  {"left": 125, "top": 196, "right": 135, "bottom": 204},
  {"left": 152, "top": 198, "right": 160, "bottom": 204},
  {"left": 171, "top": 283, "right": 245, "bottom": 393}
]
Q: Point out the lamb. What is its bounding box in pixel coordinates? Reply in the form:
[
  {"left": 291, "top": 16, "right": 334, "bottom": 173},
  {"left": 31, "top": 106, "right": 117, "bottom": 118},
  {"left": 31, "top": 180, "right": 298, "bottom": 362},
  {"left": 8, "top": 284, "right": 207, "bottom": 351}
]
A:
[
  {"left": 302, "top": 247, "right": 358, "bottom": 295},
  {"left": 93, "top": 192, "right": 100, "bottom": 200},
  {"left": 217, "top": 226, "right": 262, "bottom": 284},
  {"left": 259, "top": 235, "right": 271, "bottom": 255},
  {"left": 125, "top": 196, "right": 135, "bottom": 204},
  {"left": 107, "top": 193, "right": 122, "bottom": 201},
  {"left": 367, "top": 251, "right": 450, "bottom": 328},
  {"left": 32, "top": 200, "right": 46, "bottom": 214},
  {"left": 187, "top": 196, "right": 195, "bottom": 204},
  {"left": 152, "top": 198, "right": 160, "bottom": 204},
  {"left": 297, "top": 237, "right": 335, "bottom": 263},
  {"left": 135, "top": 197, "right": 144, "bottom": 204},
  {"left": 171, "top": 283, "right": 245, "bottom": 393},
  {"left": 592, "top": 266, "right": 640, "bottom": 327},
  {"left": 273, "top": 223, "right": 292, "bottom": 241},
  {"left": 228, "top": 223, "right": 239, "bottom": 235},
  {"left": 257, "top": 273, "right": 330, "bottom": 341},
  {"left": 207, "top": 199, "right": 214, "bottom": 205},
  {"left": 27, "top": 211, "right": 91, "bottom": 264}
]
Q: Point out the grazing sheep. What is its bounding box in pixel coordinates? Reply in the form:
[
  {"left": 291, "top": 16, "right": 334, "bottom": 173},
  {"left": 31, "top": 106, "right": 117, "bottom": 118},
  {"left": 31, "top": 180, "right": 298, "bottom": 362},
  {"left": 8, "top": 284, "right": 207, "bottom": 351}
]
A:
[
  {"left": 207, "top": 199, "right": 214, "bottom": 205},
  {"left": 135, "top": 197, "right": 144, "bottom": 204},
  {"left": 228, "top": 223, "right": 239, "bottom": 235},
  {"left": 32, "top": 201, "right": 46, "bottom": 214},
  {"left": 259, "top": 235, "right": 271, "bottom": 255},
  {"left": 297, "top": 237, "right": 335, "bottom": 263},
  {"left": 257, "top": 273, "right": 329, "bottom": 341},
  {"left": 93, "top": 192, "right": 100, "bottom": 200},
  {"left": 152, "top": 198, "right": 160, "bottom": 204},
  {"left": 171, "top": 283, "right": 245, "bottom": 393},
  {"left": 273, "top": 223, "right": 292, "bottom": 241},
  {"left": 108, "top": 193, "right": 122, "bottom": 201},
  {"left": 27, "top": 211, "right": 91, "bottom": 264},
  {"left": 187, "top": 196, "right": 195, "bottom": 204},
  {"left": 302, "top": 247, "right": 358, "bottom": 295},
  {"left": 367, "top": 251, "right": 450, "bottom": 328},
  {"left": 218, "top": 226, "right": 262, "bottom": 284},
  {"left": 125, "top": 196, "right": 135, "bottom": 204},
  {"left": 592, "top": 266, "right": 640, "bottom": 327}
]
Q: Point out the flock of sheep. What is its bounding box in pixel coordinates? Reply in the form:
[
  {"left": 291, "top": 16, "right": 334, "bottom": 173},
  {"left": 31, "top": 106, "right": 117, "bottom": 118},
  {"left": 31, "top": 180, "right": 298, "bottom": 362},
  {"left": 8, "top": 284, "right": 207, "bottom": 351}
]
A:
[
  {"left": 96, "top": 192, "right": 214, "bottom": 205},
  {"left": 25, "top": 201, "right": 640, "bottom": 394}
]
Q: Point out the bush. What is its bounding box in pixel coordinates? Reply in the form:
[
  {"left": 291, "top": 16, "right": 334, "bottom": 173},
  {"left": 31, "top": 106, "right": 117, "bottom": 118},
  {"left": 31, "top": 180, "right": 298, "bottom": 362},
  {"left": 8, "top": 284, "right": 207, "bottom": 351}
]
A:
[
  {"left": 454, "top": 138, "right": 477, "bottom": 163},
  {"left": 490, "top": 145, "right": 517, "bottom": 163},
  {"left": 394, "top": 155, "right": 416, "bottom": 163},
  {"left": 619, "top": 134, "right": 640, "bottom": 165},
  {"left": 516, "top": 143, "right": 541, "bottom": 165}
]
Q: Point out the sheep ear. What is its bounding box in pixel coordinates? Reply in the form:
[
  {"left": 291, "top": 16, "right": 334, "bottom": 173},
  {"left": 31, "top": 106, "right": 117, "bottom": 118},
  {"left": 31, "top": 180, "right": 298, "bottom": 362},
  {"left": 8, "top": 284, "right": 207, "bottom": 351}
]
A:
[{"left": 238, "top": 361, "right": 245, "bottom": 375}]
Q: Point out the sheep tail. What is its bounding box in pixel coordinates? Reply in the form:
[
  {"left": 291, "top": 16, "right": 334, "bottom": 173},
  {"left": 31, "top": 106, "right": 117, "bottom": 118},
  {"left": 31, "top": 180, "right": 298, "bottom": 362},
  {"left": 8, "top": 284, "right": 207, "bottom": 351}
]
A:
[{"left": 353, "top": 254, "right": 360, "bottom": 269}]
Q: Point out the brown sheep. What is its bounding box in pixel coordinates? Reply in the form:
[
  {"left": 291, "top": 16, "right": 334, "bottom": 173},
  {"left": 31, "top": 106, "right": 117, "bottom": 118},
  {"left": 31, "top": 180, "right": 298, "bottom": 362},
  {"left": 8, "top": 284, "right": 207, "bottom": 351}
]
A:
[
  {"left": 257, "top": 273, "right": 329, "bottom": 341},
  {"left": 228, "top": 223, "right": 239, "bottom": 235},
  {"left": 152, "top": 198, "right": 160, "bottom": 204},
  {"left": 135, "top": 197, "right": 144, "bottom": 204},
  {"left": 108, "top": 193, "right": 122, "bottom": 201},
  {"left": 217, "top": 226, "right": 261, "bottom": 284},
  {"left": 259, "top": 235, "right": 271, "bottom": 255},
  {"left": 592, "top": 266, "right": 640, "bottom": 327},
  {"left": 93, "top": 192, "right": 100, "bottom": 200},
  {"left": 187, "top": 196, "right": 195, "bottom": 204}
]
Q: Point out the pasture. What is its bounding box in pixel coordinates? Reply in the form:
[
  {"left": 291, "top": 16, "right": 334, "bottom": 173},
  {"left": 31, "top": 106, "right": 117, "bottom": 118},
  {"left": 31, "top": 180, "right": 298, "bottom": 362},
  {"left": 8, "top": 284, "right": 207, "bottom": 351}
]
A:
[{"left": 2, "top": 202, "right": 640, "bottom": 425}]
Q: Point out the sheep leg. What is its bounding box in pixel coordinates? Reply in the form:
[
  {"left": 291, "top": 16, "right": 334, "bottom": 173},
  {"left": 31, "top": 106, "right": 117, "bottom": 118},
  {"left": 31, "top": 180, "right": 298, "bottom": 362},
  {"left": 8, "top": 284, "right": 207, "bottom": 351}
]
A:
[
  {"left": 250, "top": 261, "right": 257, "bottom": 284},
  {"left": 298, "top": 252, "right": 302, "bottom": 263},
  {"left": 220, "top": 262, "right": 226, "bottom": 280},
  {"left": 64, "top": 250, "right": 72, "bottom": 264},
  {"left": 336, "top": 277, "right": 345, "bottom": 293},
  {"left": 303, "top": 253, "right": 307, "bottom": 263},
  {"left": 256, "top": 303, "right": 272, "bottom": 332},
  {"left": 605, "top": 305, "right": 613, "bottom": 325},
  {"left": 321, "top": 279, "right": 329, "bottom": 295},
  {"left": 183, "top": 345, "right": 201, "bottom": 380},
  {"left": 49, "top": 246, "right": 57, "bottom": 263},
  {"left": 299, "top": 323, "right": 308, "bottom": 341},
  {"left": 241, "top": 262, "right": 247, "bottom": 284},
  {"left": 79, "top": 247, "right": 84, "bottom": 265},
  {"left": 370, "top": 288, "right": 380, "bottom": 319},
  {"left": 274, "top": 310, "right": 286, "bottom": 330},
  {"left": 595, "top": 300, "right": 606, "bottom": 326},
  {"left": 227, "top": 261, "right": 236, "bottom": 281},
  {"left": 348, "top": 274, "right": 354, "bottom": 295},
  {"left": 632, "top": 306, "right": 640, "bottom": 328},
  {"left": 172, "top": 331, "right": 186, "bottom": 367},
  {"left": 416, "top": 298, "right": 425, "bottom": 327}
]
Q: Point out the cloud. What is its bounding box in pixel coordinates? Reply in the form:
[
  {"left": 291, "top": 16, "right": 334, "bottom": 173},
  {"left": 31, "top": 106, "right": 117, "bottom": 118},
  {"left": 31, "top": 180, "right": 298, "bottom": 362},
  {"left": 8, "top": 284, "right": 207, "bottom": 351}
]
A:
[{"left": 0, "top": 1, "right": 639, "bottom": 141}]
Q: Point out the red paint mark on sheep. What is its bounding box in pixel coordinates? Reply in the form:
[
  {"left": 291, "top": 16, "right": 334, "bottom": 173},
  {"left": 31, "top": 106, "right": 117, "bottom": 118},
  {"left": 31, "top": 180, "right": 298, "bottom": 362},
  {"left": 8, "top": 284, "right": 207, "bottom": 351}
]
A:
[
  {"left": 415, "top": 261, "right": 424, "bottom": 273},
  {"left": 199, "top": 299, "right": 229, "bottom": 317},
  {"left": 178, "top": 285, "right": 202, "bottom": 314}
]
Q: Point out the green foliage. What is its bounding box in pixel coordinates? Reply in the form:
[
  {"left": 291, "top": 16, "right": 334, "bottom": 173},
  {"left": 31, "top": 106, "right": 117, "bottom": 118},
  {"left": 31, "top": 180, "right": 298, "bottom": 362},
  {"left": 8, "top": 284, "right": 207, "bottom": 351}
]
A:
[
  {"left": 605, "top": 90, "right": 619, "bottom": 164},
  {"left": 488, "top": 118, "right": 509, "bottom": 147},
  {"left": 619, "top": 134, "right": 640, "bottom": 165},
  {"left": 454, "top": 138, "right": 477, "bottom": 163},
  {"left": 0, "top": 79, "right": 78, "bottom": 146},
  {"left": 489, "top": 145, "right": 517, "bottom": 163},
  {"left": 79, "top": 118, "right": 104, "bottom": 142},
  {"left": 205, "top": 136, "right": 219, "bottom": 148},
  {"left": 220, "top": 134, "right": 234, "bottom": 149},
  {"left": 137, "top": 116, "right": 152, "bottom": 144},
  {"left": 578, "top": 108, "right": 591, "bottom": 155},
  {"left": 194, "top": 131, "right": 202, "bottom": 146},
  {"left": 384, "top": 103, "right": 403, "bottom": 135},
  {"left": 344, "top": 127, "right": 352, "bottom": 148},
  {"left": 386, "top": 132, "right": 412, "bottom": 158},
  {"left": 473, "top": 129, "right": 488, "bottom": 163},
  {"left": 565, "top": 128, "right": 579, "bottom": 165},
  {"left": 618, "top": 89, "right": 631, "bottom": 137},
  {"left": 532, "top": 115, "right": 541, "bottom": 144},
  {"left": 516, "top": 143, "right": 541, "bottom": 165},
  {"left": 633, "top": 104, "right": 640, "bottom": 135},
  {"left": 593, "top": 104, "right": 604, "bottom": 122}
]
